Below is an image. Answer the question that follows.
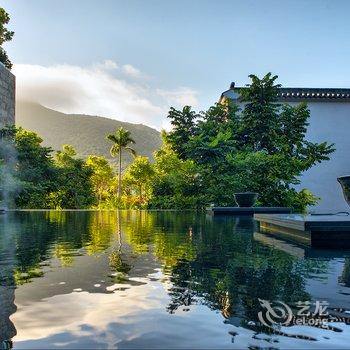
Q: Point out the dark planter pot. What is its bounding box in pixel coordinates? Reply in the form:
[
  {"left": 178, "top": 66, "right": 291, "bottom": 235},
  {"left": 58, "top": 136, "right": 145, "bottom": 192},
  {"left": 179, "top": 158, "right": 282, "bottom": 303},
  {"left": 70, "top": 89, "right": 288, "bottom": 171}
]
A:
[
  {"left": 234, "top": 192, "right": 258, "bottom": 207},
  {"left": 338, "top": 176, "right": 350, "bottom": 207}
]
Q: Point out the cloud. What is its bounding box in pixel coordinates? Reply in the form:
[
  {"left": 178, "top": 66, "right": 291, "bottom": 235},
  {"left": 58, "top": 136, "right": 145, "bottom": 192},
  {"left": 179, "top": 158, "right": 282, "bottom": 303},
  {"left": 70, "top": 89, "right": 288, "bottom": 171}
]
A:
[
  {"left": 157, "top": 87, "right": 199, "bottom": 108},
  {"left": 97, "top": 60, "right": 119, "bottom": 70},
  {"left": 122, "top": 64, "right": 141, "bottom": 78},
  {"left": 13, "top": 61, "right": 199, "bottom": 130}
]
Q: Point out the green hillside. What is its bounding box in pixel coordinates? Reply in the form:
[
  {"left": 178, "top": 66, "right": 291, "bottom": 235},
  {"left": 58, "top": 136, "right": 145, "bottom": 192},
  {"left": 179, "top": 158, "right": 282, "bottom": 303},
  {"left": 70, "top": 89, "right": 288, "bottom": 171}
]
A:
[{"left": 16, "top": 101, "right": 162, "bottom": 167}]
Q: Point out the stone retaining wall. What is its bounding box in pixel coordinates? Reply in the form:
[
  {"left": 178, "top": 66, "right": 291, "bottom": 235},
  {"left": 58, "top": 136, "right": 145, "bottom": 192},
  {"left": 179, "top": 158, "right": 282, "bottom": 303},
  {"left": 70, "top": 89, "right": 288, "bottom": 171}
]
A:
[{"left": 0, "top": 63, "right": 15, "bottom": 127}]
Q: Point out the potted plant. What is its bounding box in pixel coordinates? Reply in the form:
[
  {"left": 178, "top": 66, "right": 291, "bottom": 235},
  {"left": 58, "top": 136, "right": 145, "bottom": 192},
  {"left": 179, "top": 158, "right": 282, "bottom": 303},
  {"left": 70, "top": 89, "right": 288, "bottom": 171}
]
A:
[
  {"left": 234, "top": 191, "right": 258, "bottom": 207},
  {"left": 231, "top": 174, "right": 258, "bottom": 207},
  {"left": 338, "top": 175, "right": 350, "bottom": 207}
]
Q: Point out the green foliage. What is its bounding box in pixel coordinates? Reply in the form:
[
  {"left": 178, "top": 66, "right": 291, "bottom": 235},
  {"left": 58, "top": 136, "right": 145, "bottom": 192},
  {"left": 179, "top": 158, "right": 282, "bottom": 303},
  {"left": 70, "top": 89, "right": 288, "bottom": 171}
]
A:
[
  {"left": 0, "top": 7, "right": 14, "bottom": 69},
  {"left": 14, "top": 128, "right": 58, "bottom": 208},
  {"left": 149, "top": 138, "right": 205, "bottom": 209},
  {"left": 51, "top": 145, "right": 95, "bottom": 209},
  {"left": 0, "top": 127, "right": 96, "bottom": 209},
  {"left": 86, "top": 155, "right": 113, "bottom": 207},
  {"left": 1, "top": 72, "right": 335, "bottom": 212},
  {"left": 107, "top": 127, "right": 137, "bottom": 197},
  {"left": 166, "top": 106, "right": 198, "bottom": 159},
  {"left": 164, "top": 73, "right": 335, "bottom": 210},
  {"left": 124, "top": 156, "right": 154, "bottom": 201},
  {"left": 106, "top": 127, "right": 136, "bottom": 158}
]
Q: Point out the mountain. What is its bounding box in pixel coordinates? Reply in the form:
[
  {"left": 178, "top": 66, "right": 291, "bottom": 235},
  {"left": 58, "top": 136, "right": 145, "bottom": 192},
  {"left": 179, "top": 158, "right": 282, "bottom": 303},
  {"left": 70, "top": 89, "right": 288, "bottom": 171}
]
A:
[{"left": 15, "top": 101, "right": 162, "bottom": 166}]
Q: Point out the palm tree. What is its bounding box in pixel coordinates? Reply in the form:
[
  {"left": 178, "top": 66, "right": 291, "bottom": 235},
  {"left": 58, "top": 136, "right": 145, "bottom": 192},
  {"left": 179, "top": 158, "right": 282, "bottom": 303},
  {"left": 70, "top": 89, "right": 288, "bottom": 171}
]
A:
[{"left": 106, "top": 127, "right": 136, "bottom": 197}]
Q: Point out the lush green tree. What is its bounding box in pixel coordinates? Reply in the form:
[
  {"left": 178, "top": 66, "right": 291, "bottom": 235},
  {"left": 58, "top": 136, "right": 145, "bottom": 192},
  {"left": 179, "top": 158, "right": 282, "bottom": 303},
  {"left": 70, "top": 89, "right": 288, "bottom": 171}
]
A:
[
  {"left": 52, "top": 145, "right": 95, "bottom": 209},
  {"left": 149, "top": 136, "right": 205, "bottom": 209},
  {"left": 55, "top": 144, "right": 77, "bottom": 167},
  {"left": 164, "top": 73, "right": 335, "bottom": 210},
  {"left": 124, "top": 156, "right": 154, "bottom": 201},
  {"left": 0, "top": 7, "right": 14, "bottom": 69},
  {"left": 166, "top": 106, "right": 198, "bottom": 159},
  {"left": 1, "top": 127, "right": 96, "bottom": 209},
  {"left": 86, "top": 155, "right": 113, "bottom": 207},
  {"left": 106, "top": 127, "right": 136, "bottom": 198},
  {"left": 14, "top": 128, "right": 58, "bottom": 208}
]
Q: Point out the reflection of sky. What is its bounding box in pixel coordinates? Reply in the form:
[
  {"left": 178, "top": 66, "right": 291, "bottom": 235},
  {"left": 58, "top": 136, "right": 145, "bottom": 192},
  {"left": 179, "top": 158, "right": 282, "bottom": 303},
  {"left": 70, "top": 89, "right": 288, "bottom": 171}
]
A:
[
  {"left": 12, "top": 269, "right": 238, "bottom": 349},
  {"left": 10, "top": 246, "right": 350, "bottom": 349},
  {"left": 3, "top": 212, "right": 350, "bottom": 349},
  {"left": 12, "top": 275, "right": 350, "bottom": 349},
  {"left": 306, "top": 259, "right": 350, "bottom": 308}
]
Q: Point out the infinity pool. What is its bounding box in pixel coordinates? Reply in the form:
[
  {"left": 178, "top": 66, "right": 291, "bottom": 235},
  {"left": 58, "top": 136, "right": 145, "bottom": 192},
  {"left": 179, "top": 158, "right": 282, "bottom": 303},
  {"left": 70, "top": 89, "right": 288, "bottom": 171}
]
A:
[{"left": 1, "top": 211, "right": 350, "bottom": 349}]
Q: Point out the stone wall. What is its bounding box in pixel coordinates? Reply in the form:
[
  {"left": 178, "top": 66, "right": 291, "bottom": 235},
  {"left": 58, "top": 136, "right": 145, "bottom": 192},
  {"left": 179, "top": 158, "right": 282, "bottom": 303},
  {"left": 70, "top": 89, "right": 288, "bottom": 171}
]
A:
[{"left": 0, "top": 63, "right": 15, "bottom": 127}]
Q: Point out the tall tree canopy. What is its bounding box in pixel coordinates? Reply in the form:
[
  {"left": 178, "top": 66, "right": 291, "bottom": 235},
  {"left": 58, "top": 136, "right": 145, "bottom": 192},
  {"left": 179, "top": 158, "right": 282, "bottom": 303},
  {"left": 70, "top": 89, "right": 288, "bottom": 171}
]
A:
[
  {"left": 164, "top": 73, "right": 335, "bottom": 210},
  {"left": 124, "top": 156, "right": 154, "bottom": 201},
  {"left": 0, "top": 127, "right": 96, "bottom": 209},
  {"left": 106, "top": 127, "right": 136, "bottom": 198},
  {"left": 86, "top": 155, "right": 113, "bottom": 207},
  {"left": 0, "top": 7, "right": 14, "bottom": 69}
]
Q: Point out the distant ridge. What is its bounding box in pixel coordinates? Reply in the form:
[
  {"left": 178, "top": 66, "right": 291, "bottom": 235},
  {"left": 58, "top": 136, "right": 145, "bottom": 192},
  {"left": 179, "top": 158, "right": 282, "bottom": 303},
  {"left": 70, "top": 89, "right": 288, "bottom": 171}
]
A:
[{"left": 16, "top": 101, "right": 162, "bottom": 167}]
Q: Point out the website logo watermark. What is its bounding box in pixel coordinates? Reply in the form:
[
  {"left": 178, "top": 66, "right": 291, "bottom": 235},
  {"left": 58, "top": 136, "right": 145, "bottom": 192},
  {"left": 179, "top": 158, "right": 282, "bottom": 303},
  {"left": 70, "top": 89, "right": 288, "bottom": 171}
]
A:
[{"left": 258, "top": 299, "right": 332, "bottom": 327}]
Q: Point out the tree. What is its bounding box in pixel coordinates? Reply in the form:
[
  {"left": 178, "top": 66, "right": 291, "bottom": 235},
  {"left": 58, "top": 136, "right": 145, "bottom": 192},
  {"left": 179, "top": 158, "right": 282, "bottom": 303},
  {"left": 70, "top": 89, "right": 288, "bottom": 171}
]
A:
[
  {"left": 0, "top": 128, "right": 95, "bottom": 209},
  {"left": 106, "top": 127, "right": 136, "bottom": 198},
  {"left": 164, "top": 73, "right": 335, "bottom": 210},
  {"left": 124, "top": 156, "right": 154, "bottom": 200},
  {"left": 14, "top": 128, "right": 58, "bottom": 208},
  {"left": 52, "top": 145, "right": 95, "bottom": 209},
  {"left": 86, "top": 155, "right": 113, "bottom": 207},
  {"left": 149, "top": 136, "right": 205, "bottom": 209},
  {"left": 166, "top": 106, "right": 198, "bottom": 160},
  {"left": 55, "top": 144, "right": 77, "bottom": 167},
  {"left": 0, "top": 7, "right": 14, "bottom": 69}
]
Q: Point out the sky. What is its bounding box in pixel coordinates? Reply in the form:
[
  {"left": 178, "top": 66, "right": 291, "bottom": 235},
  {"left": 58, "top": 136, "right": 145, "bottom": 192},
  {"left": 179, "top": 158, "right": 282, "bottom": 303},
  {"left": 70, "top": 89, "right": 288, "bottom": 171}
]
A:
[{"left": 2, "top": 0, "right": 350, "bottom": 129}]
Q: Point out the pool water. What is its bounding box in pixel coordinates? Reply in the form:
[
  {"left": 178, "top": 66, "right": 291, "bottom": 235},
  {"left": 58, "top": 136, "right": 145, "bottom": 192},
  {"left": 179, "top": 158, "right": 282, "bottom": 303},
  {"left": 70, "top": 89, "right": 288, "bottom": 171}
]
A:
[{"left": 1, "top": 211, "right": 350, "bottom": 349}]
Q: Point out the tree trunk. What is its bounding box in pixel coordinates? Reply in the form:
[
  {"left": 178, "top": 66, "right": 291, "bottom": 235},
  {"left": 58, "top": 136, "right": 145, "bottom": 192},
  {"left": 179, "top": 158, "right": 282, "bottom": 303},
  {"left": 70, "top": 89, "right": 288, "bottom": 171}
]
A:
[{"left": 118, "top": 149, "right": 122, "bottom": 197}]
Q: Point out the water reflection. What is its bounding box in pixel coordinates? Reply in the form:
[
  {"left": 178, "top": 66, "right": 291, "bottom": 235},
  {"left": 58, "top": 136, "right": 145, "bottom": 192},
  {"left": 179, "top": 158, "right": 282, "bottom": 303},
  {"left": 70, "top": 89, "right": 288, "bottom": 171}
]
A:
[{"left": 0, "top": 211, "right": 350, "bottom": 348}]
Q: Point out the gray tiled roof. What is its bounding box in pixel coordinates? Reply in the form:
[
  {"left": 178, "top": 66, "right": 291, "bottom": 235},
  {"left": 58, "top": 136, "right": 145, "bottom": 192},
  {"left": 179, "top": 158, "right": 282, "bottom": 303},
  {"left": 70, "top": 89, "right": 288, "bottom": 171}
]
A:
[{"left": 220, "top": 87, "right": 350, "bottom": 102}]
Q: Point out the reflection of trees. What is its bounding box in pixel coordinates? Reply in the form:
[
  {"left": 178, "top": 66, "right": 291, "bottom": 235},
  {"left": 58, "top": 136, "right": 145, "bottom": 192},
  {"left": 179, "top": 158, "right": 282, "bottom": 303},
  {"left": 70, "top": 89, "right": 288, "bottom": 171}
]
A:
[
  {"left": 1, "top": 210, "right": 347, "bottom": 343},
  {"left": 109, "top": 210, "right": 131, "bottom": 282},
  {"left": 7, "top": 211, "right": 119, "bottom": 285},
  {"left": 123, "top": 211, "right": 198, "bottom": 268},
  {"left": 0, "top": 216, "right": 17, "bottom": 344},
  {"left": 165, "top": 222, "right": 313, "bottom": 329},
  {"left": 122, "top": 214, "right": 333, "bottom": 334}
]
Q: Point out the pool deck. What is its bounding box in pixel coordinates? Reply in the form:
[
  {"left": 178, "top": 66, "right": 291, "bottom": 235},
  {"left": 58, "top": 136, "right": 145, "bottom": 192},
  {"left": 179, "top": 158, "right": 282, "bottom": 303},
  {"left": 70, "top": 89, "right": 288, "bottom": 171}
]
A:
[
  {"left": 254, "top": 213, "right": 350, "bottom": 248},
  {"left": 209, "top": 207, "right": 292, "bottom": 216}
]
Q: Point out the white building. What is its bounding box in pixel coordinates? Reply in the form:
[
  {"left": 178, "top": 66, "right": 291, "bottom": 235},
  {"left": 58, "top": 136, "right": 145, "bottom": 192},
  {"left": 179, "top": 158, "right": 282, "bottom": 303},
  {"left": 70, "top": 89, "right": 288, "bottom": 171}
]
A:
[{"left": 220, "top": 84, "right": 350, "bottom": 212}]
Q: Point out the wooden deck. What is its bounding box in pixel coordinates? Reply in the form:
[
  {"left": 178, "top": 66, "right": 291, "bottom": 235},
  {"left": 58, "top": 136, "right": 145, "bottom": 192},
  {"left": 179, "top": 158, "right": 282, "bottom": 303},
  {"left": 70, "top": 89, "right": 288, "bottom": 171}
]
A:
[{"left": 254, "top": 213, "right": 350, "bottom": 248}]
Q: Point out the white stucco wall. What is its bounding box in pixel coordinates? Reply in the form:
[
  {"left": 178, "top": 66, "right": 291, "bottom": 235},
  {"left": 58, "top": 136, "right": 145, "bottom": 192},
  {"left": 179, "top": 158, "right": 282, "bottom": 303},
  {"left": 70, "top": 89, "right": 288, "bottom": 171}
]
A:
[
  {"left": 221, "top": 91, "right": 350, "bottom": 211},
  {"left": 293, "top": 101, "right": 350, "bottom": 211}
]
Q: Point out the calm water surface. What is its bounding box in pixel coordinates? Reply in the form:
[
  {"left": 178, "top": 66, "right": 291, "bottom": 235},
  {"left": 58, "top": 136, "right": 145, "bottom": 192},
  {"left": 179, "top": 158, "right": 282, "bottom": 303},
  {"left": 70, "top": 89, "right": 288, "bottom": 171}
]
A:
[{"left": 1, "top": 211, "right": 350, "bottom": 349}]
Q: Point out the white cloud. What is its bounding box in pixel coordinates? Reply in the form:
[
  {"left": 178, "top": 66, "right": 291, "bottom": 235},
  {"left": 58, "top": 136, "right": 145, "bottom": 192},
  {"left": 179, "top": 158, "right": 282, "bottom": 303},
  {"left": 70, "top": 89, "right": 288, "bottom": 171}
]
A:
[
  {"left": 98, "top": 59, "right": 119, "bottom": 70},
  {"left": 122, "top": 64, "right": 141, "bottom": 78},
  {"left": 12, "top": 62, "right": 200, "bottom": 130},
  {"left": 157, "top": 87, "right": 199, "bottom": 108}
]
